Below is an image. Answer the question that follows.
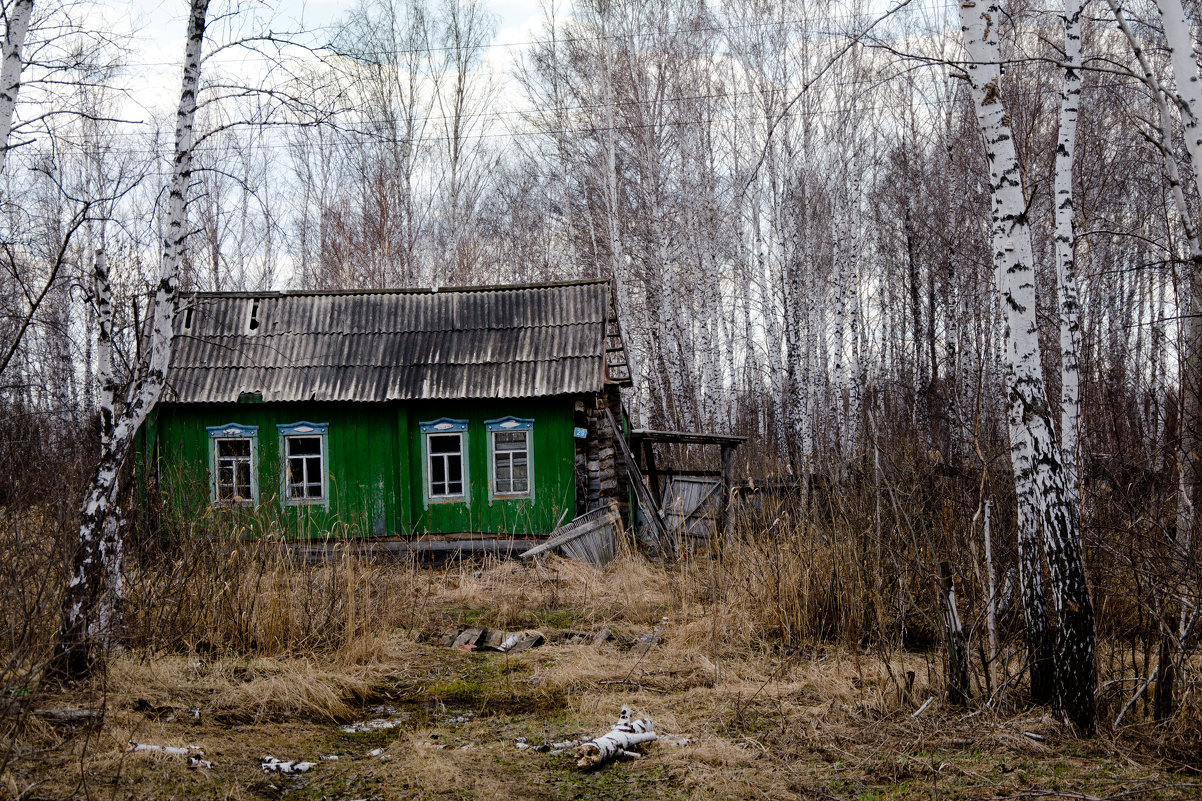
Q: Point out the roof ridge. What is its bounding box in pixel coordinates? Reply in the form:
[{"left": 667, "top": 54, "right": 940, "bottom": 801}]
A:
[{"left": 182, "top": 278, "right": 610, "bottom": 299}]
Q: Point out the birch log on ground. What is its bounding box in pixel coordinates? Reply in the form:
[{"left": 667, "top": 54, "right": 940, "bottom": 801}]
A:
[{"left": 576, "top": 707, "right": 657, "bottom": 768}]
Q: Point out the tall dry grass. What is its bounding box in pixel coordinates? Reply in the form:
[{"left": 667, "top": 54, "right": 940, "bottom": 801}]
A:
[{"left": 3, "top": 439, "right": 1200, "bottom": 776}]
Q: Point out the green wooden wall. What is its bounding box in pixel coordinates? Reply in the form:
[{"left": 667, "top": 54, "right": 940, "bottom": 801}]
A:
[{"left": 145, "top": 397, "right": 577, "bottom": 539}]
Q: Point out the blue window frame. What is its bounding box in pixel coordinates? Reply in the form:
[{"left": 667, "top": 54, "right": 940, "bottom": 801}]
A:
[
  {"left": 278, "top": 422, "right": 329, "bottom": 507},
  {"left": 420, "top": 418, "right": 468, "bottom": 505},
  {"left": 485, "top": 417, "right": 533, "bottom": 500},
  {"left": 207, "top": 423, "right": 259, "bottom": 505}
]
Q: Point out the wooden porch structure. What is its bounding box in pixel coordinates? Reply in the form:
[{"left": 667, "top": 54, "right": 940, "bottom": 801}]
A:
[{"left": 627, "top": 428, "right": 746, "bottom": 548}]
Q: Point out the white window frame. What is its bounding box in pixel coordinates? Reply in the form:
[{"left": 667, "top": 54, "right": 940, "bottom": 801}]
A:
[
  {"left": 207, "top": 423, "right": 259, "bottom": 505},
  {"left": 420, "top": 418, "right": 469, "bottom": 506},
  {"left": 486, "top": 416, "right": 533, "bottom": 501},
  {"left": 278, "top": 421, "right": 329, "bottom": 508}
]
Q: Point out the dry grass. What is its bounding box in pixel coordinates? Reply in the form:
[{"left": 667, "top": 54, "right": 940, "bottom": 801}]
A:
[
  {"left": 3, "top": 507, "right": 1201, "bottom": 801},
  {"left": 5, "top": 550, "right": 1199, "bottom": 800}
]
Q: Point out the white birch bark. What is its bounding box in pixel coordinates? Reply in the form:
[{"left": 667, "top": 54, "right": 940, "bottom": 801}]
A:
[
  {"left": 1154, "top": 268, "right": 1166, "bottom": 469},
  {"left": 830, "top": 196, "right": 849, "bottom": 460},
  {"left": 0, "top": 0, "right": 32, "bottom": 173},
  {"left": 575, "top": 707, "right": 657, "bottom": 768},
  {"left": 1055, "top": 1, "right": 1084, "bottom": 506},
  {"left": 958, "top": 0, "right": 1095, "bottom": 734},
  {"left": 53, "top": 0, "right": 209, "bottom": 678}
]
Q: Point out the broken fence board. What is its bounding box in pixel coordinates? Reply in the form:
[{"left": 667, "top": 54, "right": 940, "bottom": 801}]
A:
[{"left": 520, "top": 502, "right": 619, "bottom": 567}]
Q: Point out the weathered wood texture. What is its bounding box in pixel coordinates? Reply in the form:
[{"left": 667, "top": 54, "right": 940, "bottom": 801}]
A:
[
  {"left": 575, "top": 386, "right": 629, "bottom": 523},
  {"left": 521, "top": 501, "right": 620, "bottom": 567},
  {"left": 606, "top": 407, "right": 669, "bottom": 551}
]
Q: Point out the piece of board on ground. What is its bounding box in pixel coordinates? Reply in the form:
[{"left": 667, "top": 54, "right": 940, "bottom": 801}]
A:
[{"left": 520, "top": 501, "right": 620, "bottom": 567}]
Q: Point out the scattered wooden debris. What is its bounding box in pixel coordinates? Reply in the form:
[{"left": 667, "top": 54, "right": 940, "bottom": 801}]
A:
[
  {"left": 340, "top": 708, "right": 407, "bottom": 734},
  {"left": 261, "top": 756, "right": 314, "bottom": 773},
  {"left": 576, "top": 707, "right": 658, "bottom": 768},
  {"left": 442, "top": 625, "right": 621, "bottom": 652},
  {"left": 483, "top": 630, "right": 545, "bottom": 653},
  {"left": 520, "top": 501, "right": 621, "bottom": 567},
  {"left": 450, "top": 627, "right": 487, "bottom": 649}
]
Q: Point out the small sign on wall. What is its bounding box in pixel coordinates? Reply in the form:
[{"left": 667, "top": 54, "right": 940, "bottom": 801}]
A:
[{"left": 573, "top": 427, "right": 588, "bottom": 439}]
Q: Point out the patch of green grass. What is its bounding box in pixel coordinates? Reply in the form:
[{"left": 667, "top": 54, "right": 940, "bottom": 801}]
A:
[
  {"left": 534, "top": 608, "right": 584, "bottom": 630},
  {"left": 427, "top": 678, "right": 490, "bottom": 706}
]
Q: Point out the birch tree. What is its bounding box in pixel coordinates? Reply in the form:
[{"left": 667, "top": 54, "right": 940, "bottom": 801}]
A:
[
  {"left": 1055, "top": 1, "right": 1084, "bottom": 504},
  {"left": 1104, "top": 0, "right": 1202, "bottom": 723},
  {"left": 0, "top": 0, "right": 32, "bottom": 173},
  {"left": 50, "top": 0, "right": 210, "bottom": 679},
  {"left": 957, "top": 0, "right": 1095, "bottom": 733}
]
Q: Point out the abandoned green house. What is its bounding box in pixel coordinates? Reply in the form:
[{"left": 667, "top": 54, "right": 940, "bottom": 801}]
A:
[{"left": 137, "top": 279, "right": 634, "bottom": 543}]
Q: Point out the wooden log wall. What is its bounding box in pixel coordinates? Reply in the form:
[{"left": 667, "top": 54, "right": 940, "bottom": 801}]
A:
[{"left": 575, "top": 386, "right": 630, "bottom": 526}]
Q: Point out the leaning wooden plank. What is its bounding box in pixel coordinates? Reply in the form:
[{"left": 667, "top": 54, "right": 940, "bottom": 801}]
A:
[
  {"left": 560, "top": 525, "right": 616, "bottom": 567},
  {"left": 604, "top": 408, "right": 669, "bottom": 549},
  {"left": 576, "top": 707, "right": 658, "bottom": 768},
  {"left": 520, "top": 503, "right": 618, "bottom": 560}
]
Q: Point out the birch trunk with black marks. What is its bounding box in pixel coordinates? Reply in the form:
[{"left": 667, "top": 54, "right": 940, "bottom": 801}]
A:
[
  {"left": 958, "top": 0, "right": 1095, "bottom": 734},
  {"left": 1055, "top": 1, "right": 1084, "bottom": 507},
  {"left": 50, "top": 0, "right": 209, "bottom": 680},
  {"left": 0, "top": 0, "right": 32, "bottom": 173}
]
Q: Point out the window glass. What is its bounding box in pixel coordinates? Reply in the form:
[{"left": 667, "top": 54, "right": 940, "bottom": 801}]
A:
[
  {"left": 428, "top": 433, "right": 464, "bottom": 497},
  {"left": 285, "top": 435, "right": 324, "bottom": 500},
  {"left": 493, "top": 429, "right": 530, "bottom": 495},
  {"left": 215, "top": 437, "right": 254, "bottom": 502}
]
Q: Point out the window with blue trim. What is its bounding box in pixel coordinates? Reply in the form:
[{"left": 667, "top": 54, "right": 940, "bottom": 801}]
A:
[
  {"left": 278, "top": 422, "right": 329, "bottom": 505},
  {"left": 486, "top": 417, "right": 533, "bottom": 498},
  {"left": 420, "top": 419, "right": 468, "bottom": 501},
  {"left": 207, "top": 423, "right": 258, "bottom": 504}
]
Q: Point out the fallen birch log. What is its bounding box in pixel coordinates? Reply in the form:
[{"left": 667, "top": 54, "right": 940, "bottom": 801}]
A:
[
  {"left": 128, "top": 742, "right": 202, "bottom": 756},
  {"left": 261, "top": 755, "right": 314, "bottom": 773},
  {"left": 34, "top": 708, "right": 100, "bottom": 721},
  {"left": 576, "top": 707, "right": 657, "bottom": 768}
]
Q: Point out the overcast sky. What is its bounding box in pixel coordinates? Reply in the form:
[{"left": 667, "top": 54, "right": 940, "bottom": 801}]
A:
[{"left": 116, "top": 0, "right": 547, "bottom": 123}]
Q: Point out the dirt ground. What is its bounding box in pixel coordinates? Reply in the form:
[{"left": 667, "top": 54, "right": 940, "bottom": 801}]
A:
[{"left": 6, "top": 558, "right": 1201, "bottom": 800}]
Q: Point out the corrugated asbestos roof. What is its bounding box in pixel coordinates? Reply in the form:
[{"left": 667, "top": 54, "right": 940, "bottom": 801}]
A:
[{"left": 165, "top": 280, "right": 611, "bottom": 403}]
